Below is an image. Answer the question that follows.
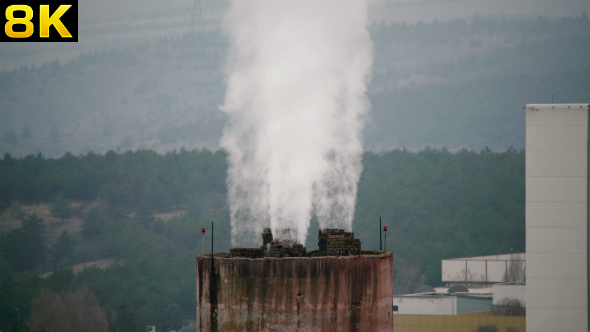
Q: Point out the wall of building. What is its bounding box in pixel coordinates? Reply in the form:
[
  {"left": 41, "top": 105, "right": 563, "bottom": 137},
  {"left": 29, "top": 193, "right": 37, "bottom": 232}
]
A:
[
  {"left": 393, "top": 311, "right": 525, "bottom": 332},
  {"left": 492, "top": 283, "right": 526, "bottom": 306},
  {"left": 456, "top": 295, "right": 493, "bottom": 314},
  {"left": 393, "top": 294, "right": 493, "bottom": 316},
  {"left": 196, "top": 252, "right": 393, "bottom": 332},
  {"left": 442, "top": 253, "right": 525, "bottom": 283},
  {"left": 525, "top": 104, "right": 589, "bottom": 332},
  {"left": 394, "top": 296, "right": 457, "bottom": 315}
]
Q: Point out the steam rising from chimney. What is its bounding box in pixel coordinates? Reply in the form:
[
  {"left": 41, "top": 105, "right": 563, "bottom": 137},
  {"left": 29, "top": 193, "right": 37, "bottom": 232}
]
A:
[{"left": 220, "top": 0, "right": 373, "bottom": 246}]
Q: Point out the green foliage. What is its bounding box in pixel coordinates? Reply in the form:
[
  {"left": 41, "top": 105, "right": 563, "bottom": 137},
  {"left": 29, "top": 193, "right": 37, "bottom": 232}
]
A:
[
  {"left": 367, "top": 66, "right": 590, "bottom": 151},
  {"left": 114, "top": 301, "right": 143, "bottom": 332},
  {"left": 10, "top": 318, "right": 30, "bottom": 332},
  {"left": 28, "top": 287, "right": 108, "bottom": 332},
  {"left": 52, "top": 230, "right": 77, "bottom": 265},
  {"left": 51, "top": 194, "right": 72, "bottom": 222},
  {"left": 21, "top": 214, "right": 48, "bottom": 269},
  {"left": 44, "top": 269, "right": 76, "bottom": 292},
  {"left": 4, "top": 128, "right": 18, "bottom": 144},
  {"left": 364, "top": 14, "right": 590, "bottom": 151},
  {"left": 0, "top": 147, "right": 523, "bottom": 330},
  {"left": 0, "top": 214, "right": 48, "bottom": 272},
  {"left": 0, "top": 13, "right": 579, "bottom": 330},
  {"left": 0, "top": 256, "right": 13, "bottom": 277},
  {"left": 11, "top": 201, "right": 26, "bottom": 220},
  {"left": 370, "top": 13, "right": 590, "bottom": 49},
  {"left": 82, "top": 208, "right": 104, "bottom": 237},
  {"left": 0, "top": 275, "right": 43, "bottom": 331},
  {"left": 157, "top": 303, "right": 183, "bottom": 332},
  {"left": 157, "top": 117, "right": 226, "bottom": 145},
  {"left": 0, "top": 148, "right": 228, "bottom": 212},
  {"left": 135, "top": 207, "right": 156, "bottom": 229},
  {"left": 353, "top": 148, "right": 525, "bottom": 285}
]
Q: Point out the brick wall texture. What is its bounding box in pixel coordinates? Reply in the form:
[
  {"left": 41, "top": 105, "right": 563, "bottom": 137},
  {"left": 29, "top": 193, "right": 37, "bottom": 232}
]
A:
[{"left": 229, "top": 228, "right": 361, "bottom": 258}]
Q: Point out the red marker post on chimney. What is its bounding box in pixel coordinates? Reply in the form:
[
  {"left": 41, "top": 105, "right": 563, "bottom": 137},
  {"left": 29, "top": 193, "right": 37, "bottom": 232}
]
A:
[
  {"left": 383, "top": 226, "right": 387, "bottom": 252},
  {"left": 202, "top": 227, "right": 206, "bottom": 255}
]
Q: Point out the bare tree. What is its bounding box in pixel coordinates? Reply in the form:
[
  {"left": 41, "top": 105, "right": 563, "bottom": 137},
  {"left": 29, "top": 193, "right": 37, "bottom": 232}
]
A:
[
  {"left": 490, "top": 298, "right": 526, "bottom": 316},
  {"left": 451, "top": 268, "right": 485, "bottom": 283},
  {"left": 474, "top": 324, "right": 498, "bottom": 332},
  {"left": 28, "top": 286, "right": 108, "bottom": 332},
  {"left": 504, "top": 254, "right": 525, "bottom": 283},
  {"left": 395, "top": 262, "right": 423, "bottom": 293}
]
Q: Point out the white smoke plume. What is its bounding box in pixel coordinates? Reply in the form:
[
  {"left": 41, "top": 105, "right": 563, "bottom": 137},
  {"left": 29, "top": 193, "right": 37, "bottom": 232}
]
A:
[{"left": 221, "top": 0, "right": 373, "bottom": 247}]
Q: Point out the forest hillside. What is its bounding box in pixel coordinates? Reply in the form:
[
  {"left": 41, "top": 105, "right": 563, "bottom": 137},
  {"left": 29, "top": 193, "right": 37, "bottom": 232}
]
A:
[
  {"left": 0, "top": 147, "right": 524, "bottom": 331},
  {"left": 1, "top": 14, "right": 589, "bottom": 157}
]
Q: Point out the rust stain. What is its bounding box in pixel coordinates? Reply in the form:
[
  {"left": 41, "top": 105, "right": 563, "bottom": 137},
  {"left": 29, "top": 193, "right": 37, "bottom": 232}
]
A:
[{"left": 196, "top": 252, "right": 393, "bottom": 332}]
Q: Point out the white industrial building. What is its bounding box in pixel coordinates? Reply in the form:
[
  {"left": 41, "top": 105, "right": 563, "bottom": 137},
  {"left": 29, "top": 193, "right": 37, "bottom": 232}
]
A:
[
  {"left": 492, "top": 283, "right": 526, "bottom": 306},
  {"left": 525, "top": 103, "right": 589, "bottom": 332},
  {"left": 442, "top": 253, "right": 525, "bottom": 285},
  {"left": 393, "top": 293, "right": 493, "bottom": 315}
]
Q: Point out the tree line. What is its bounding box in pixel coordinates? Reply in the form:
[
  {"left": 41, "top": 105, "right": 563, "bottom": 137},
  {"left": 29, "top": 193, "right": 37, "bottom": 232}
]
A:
[
  {"left": 0, "top": 147, "right": 524, "bottom": 331},
  {"left": 370, "top": 11, "right": 590, "bottom": 47},
  {"left": 0, "top": 148, "right": 227, "bottom": 212}
]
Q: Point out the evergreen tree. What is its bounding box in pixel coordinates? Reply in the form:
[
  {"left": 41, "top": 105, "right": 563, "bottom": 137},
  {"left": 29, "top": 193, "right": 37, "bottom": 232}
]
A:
[
  {"left": 115, "top": 301, "right": 142, "bottom": 332},
  {"left": 21, "top": 214, "right": 48, "bottom": 268},
  {"left": 0, "top": 255, "right": 12, "bottom": 277},
  {"left": 156, "top": 303, "right": 183, "bottom": 332},
  {"left": 0, "top": 214, "right": 47, "bottom": 271},
  {"left": 52, "top": 230, "right": 77, "bottom": 264},
  {"left": 135, "top": 205, "right": 155, "bottom": 229},
  {"left": 82, "top": 208, "right": 104, "bottom": 237},
  {"left": 51, "top": 194, "right": 72, "bottom": 222}
]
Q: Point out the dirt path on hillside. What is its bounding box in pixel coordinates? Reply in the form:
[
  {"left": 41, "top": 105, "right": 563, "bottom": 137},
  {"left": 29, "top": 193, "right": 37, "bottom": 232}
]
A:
[{"left": 39, "top": 258, "right": 126, "bottom": 278}]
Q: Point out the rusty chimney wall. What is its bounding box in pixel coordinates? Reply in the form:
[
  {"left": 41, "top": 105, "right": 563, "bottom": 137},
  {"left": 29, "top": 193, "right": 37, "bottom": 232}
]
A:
[{"left": 196, "top": 252, "right": 393, "bottom": 332}]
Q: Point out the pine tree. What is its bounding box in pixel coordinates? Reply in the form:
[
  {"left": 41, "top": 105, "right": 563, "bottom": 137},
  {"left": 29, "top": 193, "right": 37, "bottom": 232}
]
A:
[
  {"left": 82, "top": 208, "right": 104, "bottom": 237},
  {"left": 51, "top": 194, "right": 72, "bottom": 222},
  {"left": 115, "top": 301, "right": 142, "bottom": 332},
  {"left": 52, "top": 230, "right": 77, "bottom": 264},
  {"left": 0, "top": 213, "right": 48, "bottom": 271}
]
